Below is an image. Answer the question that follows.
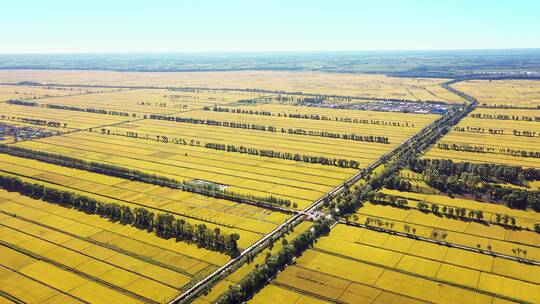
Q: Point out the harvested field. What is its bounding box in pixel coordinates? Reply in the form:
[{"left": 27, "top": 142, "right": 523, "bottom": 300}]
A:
[
  {"left": 10, "top": 105, "right": 437, "bottom": 209},
  {"left": 0, "top": 70, "right": 464, "bottom": 103},
  {"left": 453, "top": 80, "right": 540, "bottom": 108}
]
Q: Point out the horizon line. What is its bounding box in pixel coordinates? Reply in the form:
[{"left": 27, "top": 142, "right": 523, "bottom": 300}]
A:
[{"left": 1, "top": 47, "right": 540, "bottom": 56}]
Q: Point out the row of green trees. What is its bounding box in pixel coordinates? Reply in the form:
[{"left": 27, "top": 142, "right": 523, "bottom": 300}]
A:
[
  {"left": 0, "top": 144, "right": 293, "bottom": 208},
  {"left": 373, "top": 192, "right": 528, "bottom": 229},
  {"left": 47, "top": 103, "right": 131, "bottom": 117},
  {"left": 436, "top": 143, "right": 540, "bottom": 158},
  {"left": 416, "top": 201, "right": 485, "bottom": 221},
  {"left": 408, "top": 159, "right": 540, "bottom": 210},
  {"left": 148, "top": 114, "right": 390, "bottom": 144},
  {"left": 452, "top": 126, "right": 503, "bottom": 134},
  {"left": 500, "top": 148, "right": 540, "bottom": 159},
  {"left": 6, "top": 100, "right": 38, "bottom": 106},
  {"left": 287, "top": 128, "right": 390, "bottom": 143},
  {"left": 0, "top": 175, "right": 240, "bottom": 256},
  {"left": 437, "top": 143, "right": 496, "bottom": 153},
  {"left": 383, "top": 173, "right": 412, "bottom": 191},
  {"left": 7, "top": 99, "right": 131, "bottom": 117},
  {"left": 215, "top": 219, "right": 332, "bottom": 304},
  {"left": 203, "top": 106, "right": 414, "bottom": 128},
  {"left": 513, "top": 130, "right": 537, "bottom": 137},
  {"left": 370, "top": 192, "right": 409, "bottom": 208},
  {"left": 203, "top": 106, "right": 271, "bottom": 116},
  {"left": 409, "top": 159, "right": 540, "bottom": 183},
  {"left": 204, "top": 142, "right": 360, "bottom": 169},
  {"left": 16, "top": 117, "right": 63, "bottom": 128},
  {"left": 470, "top": 113, "right": 540, "bottom": 122}
]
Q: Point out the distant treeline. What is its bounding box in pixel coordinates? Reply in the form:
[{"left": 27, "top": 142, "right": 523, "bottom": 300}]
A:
[
  {"left": 7, "top": 100, "right": 132, "bottom": 117},
  {"left": 149, "top": 114, "right": 390, "bottom": 144},
  {"left": 18, "top": 118, "right": 62, "bottom": 128},
  {"left": 0, "top": 144, "right": 293, "bottom": 208},
  {"left": 0, "top": 175, "right": 240, "bottom": 256},
  {"left": 203, "top": 106, "right": 415, "bottom": 127},
  {"left": 205, "top": 142, "right": 360, "bottom": 169}
]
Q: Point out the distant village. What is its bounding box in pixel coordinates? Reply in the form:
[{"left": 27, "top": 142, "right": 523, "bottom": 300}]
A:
[
  {"left": 0, "top": 122, "right": 56, "bottom": 142},
  {"left": 301, "top": 100, "right": 450, "bottom": 114}
]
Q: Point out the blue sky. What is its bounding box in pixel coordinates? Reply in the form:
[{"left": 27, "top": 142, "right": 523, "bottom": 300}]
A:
[{"left": 1, "top": 0, "right": 539, "bottom": 53}]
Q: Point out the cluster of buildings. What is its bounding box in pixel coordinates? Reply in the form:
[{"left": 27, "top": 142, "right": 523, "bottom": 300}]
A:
[
  {"left": 303, "top": 100, "right": 450, "bottom": 114},
  {"left": 0, "top": 122, "right": 56, "bottom": 142}
]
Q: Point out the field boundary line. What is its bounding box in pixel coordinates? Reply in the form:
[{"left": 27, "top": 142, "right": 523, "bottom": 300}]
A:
[
  {"left": 313, "top": 243, "right": 539, "bottom": 286},
  {"left": 0, "top": 290, "right": 24, "bottom": 304},
  {"left": 341, "top": 220, "right": 540, "bottom": 266},
  {"left": 0, "top": 157, "right": 285, "bottom": 229},
  {"left": 0, "top": 166, "right": 267, "bottom": 236},
  {"left": 0, "top": 219, "right": 184, "bottom": 291},
  {"left": 1, "top": 84, "right": 134, "bottom": 102},
  {"left": 0, "top": 264, "right": 90, "bottom": 304},
  {"left": 351, "top": 208, "right": 540, "bottom": 255},
  {"left": 47, "top": 131, "right": 346, "bottom": 188},
  {"left": 170, "top": 100, "right": 466, "bottom": 303},
  {"left": 0, "top": 210, "right": 205, "bottom": 277},
  {"left": 2, "top": 140, "right": 319, "bottom": 204},
  {"left": 270, "top": 281, "right": 345, "bottom": 304},
  {"left": 294, "top": 260, "right": 529, "bottom": 304},
  {"left": 0, "top": 241, "right": 160, "bottom": 304},
  {"left": 273, "top": 267, "right": 438, "bottom": 304},
  {"left": 375, "top": 192, "right": 540, "bottom": 224},
  {"left": 84, "top": 128, "right": 364, "bottom": 178}
]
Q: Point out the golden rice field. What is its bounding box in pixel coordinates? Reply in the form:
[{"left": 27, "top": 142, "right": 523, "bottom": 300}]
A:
[
  {"left": 0, "top": 70, "right": 465, "bottom": 103},
  {"left": 452, "top": 79, "right": 540, "bottom": 108},
  {"left": 192, "top": 221, "right": 314, "bottom": 304},
  {"left": 9, "top": 105, "right": 437, "bottom": 209},
  {"left": 0, "top": 154, "right": 291, "bottom": 249},
  {"left": 0, "top": 189, "right": 213, "bottom": 303},
  {"left": 30, "top": 88, "right": 267, "bottom": 117},
  {"left": 424, "top": 108, "right": 540, "bottom": 168},
  {"left": 352, "top": 199, "right": 540, "bottom": 260},
  {"left": 382, "top": 188, "right": 540, "bottom": 229},
  {"left": 0, "top": 154, "right": 293, "bottom": 303},
  {"left": 0, "top": 103, "right": 130, "bottom": 130},
  {"left": 1, "top": 73, "right": 538, "bottom": 304},
  {"left": 251, "top": 224, "right": 539, "bottom": 304},
  {"left": 0, "top": 78, "right": 443, "bottom": 303}
]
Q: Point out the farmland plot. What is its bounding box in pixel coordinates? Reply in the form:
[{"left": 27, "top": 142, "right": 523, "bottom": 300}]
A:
[
  {"left": 29, "top": 88, "right": 264, "bottom": 117},
  {"left": 453, "top": 80, "right": 540, "bottom": 108},
  {"left": 251, "top": 224, "right": 538, "bottom": 304},
  {"left": 0, "top": 189, "right": 213, "bottom": 303},
  {"left": 0, "top": 103, "right": 130, "bottom": 131},
  {"left": 0, "top": 84, "right": 120, "bottom": 102},
  {"left": 424, "top": 108, "right": 540, "bottom": 168},
  {"left": 0, "top": 154, "right": 290, "bottom": 249},
  {"left": 11, "top": 106, "right": 438, "bottom": 209},
  {"left": 0, "top": 70, "right": 465, "bottom": 103}
]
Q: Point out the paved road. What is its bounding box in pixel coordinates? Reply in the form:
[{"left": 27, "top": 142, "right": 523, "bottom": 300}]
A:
[{"left": 169, "top": 105, "right": 464, "bottom": 303}]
